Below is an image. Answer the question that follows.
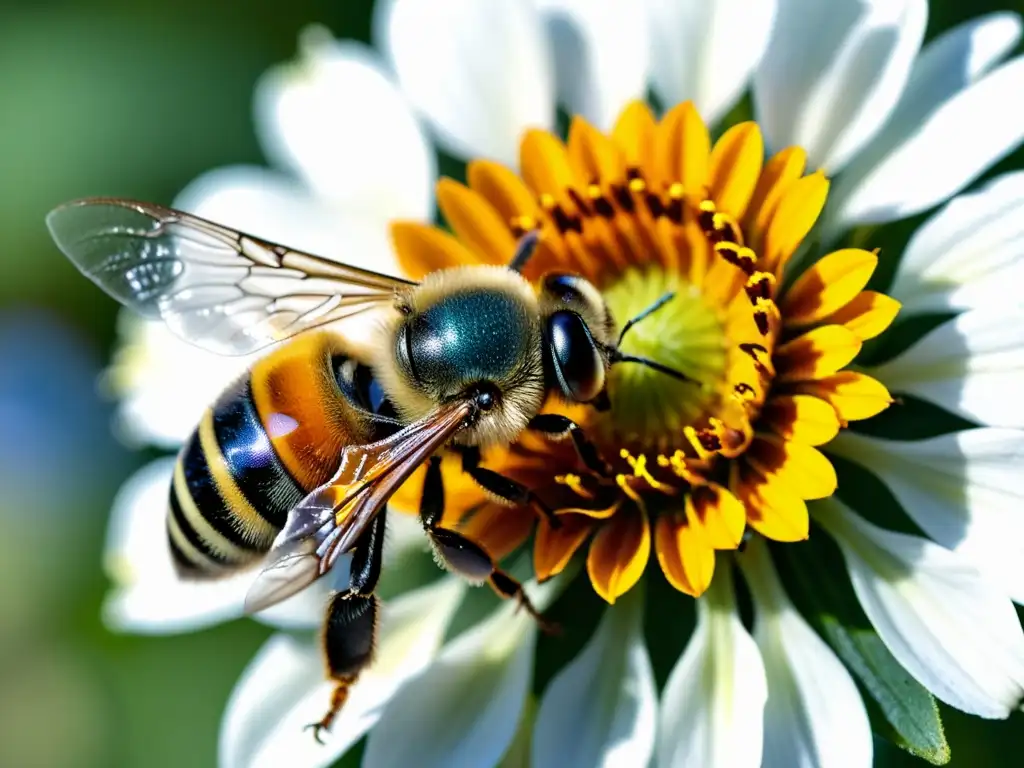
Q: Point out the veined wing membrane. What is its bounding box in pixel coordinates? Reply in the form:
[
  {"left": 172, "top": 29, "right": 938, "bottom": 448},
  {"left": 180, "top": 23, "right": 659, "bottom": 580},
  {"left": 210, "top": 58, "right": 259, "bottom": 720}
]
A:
[
  {"left": 46, "top": 198, "right": 415, "bottom": 355},
  {"left": 244, "top": 401, "right": 474, "bottom": 613}
]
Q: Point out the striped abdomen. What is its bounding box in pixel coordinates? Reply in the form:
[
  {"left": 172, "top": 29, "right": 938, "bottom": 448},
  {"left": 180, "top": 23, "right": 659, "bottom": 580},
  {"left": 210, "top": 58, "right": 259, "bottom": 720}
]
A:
[{"left": 167, "top": 333, "right": 381, "bottom": 577}]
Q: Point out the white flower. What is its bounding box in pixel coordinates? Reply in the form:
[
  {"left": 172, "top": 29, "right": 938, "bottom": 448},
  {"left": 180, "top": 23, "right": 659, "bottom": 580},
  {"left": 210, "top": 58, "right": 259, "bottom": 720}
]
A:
[
  {"left": 828, "top": 429, "right": 1024, "bottom": 604},
  {"left": 379, "top": 0, "right": 1024, "bottom": 241},
  {"left": 220, "top": 575, "right": 565, "bottom": 768},
  {"left": 645, "top": 0, "right": 777, "bottom": 128},
  {"left": 531, "top": 585, "right": 656, "bottom": 768},
  {"left": 219, "top": 577, "right": 466, "bottom": 768},
  {"left": 866, "top": 171, "right": 1024, "bottom": 430},
  {"left": 376, "top": 0, "right": 775, "bottom": 165},
  {"left": 738, "top": 538, "right": 873, "bottom": 768},
  {"left": 91, "top": 3, "right": 1024, "bottom": 767},
  {"left": 759, "top": 1, "right": 1024, "bottom": 232},
  {"left": 656, "top": 565, "right": 767, "bottom": 768},
  {"left": 870, "top": 307, "right": 1024, "bottom": 430},
  {"left": 887, "top": 171, "right": 1024, "bottom": 316},
  {"left": 755, "top": 0, "right": 929, "bottom": 179},
  {"left": 106, "top": 317, "right": 258, "bottom": 449},
  {"left": 813, "top": 497, "right": 1024, "bottom": 718},
  {"left": 362, "top": 577, "right": 563, "bottom": 768}
]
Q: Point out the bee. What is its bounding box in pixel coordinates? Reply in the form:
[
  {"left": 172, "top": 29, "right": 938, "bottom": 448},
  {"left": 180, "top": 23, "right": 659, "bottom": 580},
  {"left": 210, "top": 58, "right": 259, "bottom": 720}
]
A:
[{"left": 47, "top": 198, "right": 689, "bottom": 740}]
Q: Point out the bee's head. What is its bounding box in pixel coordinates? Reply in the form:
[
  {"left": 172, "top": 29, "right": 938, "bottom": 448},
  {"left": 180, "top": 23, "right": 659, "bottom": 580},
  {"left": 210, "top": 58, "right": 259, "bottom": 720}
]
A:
[{"left": 377, "top": 267, "right": 546, "bottom": 447}]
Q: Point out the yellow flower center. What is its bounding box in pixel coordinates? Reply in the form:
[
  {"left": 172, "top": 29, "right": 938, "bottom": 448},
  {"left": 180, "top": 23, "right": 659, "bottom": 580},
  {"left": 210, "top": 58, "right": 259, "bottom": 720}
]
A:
[
  {"left": 389, "top": 100, "right": 901, "bottom": 605},
  {"left": 599, "top": 267, "right": 726, "bottom": 451}
]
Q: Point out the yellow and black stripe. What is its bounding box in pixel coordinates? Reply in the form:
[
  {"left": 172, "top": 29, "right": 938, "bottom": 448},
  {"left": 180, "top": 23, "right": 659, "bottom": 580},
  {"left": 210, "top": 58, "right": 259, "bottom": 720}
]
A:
[
  {"left": 168, "top": 375, "right": 305, "bottom": 575},
  {"left": 166, "top": 333, "right": 383, "bottom": 578}
]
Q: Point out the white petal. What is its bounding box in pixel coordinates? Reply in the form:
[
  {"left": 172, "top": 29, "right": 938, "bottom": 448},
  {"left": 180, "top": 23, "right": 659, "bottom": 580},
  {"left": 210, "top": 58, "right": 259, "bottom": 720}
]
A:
[
  {"left": 103, "top": 458, "right": 248, "bottom": 631},
  {"left": 364, "top": 579, "right": 561, "bottom": 768},
  {"left": 754, "top": 0, "right": 927, "bottom": 172},
  {"left": 657, "top": 567, "right": 767, "bottom": 768},
  {"left": 255, "top": 28, "right": 434, "bottom": 221},
  {"left": 827, "top": 13, "right": 1021, "bottom": 234},
  {"left": 829, "top": 429, "right": 1024, "bottom": 605},
  {"left": 106, "top": 315, "right": 254, "bottom": 449},
  {"left": 830, "top": 53, "right": 1024, "bottom": 226},
  {"left": 814, "top": 497, "right": 1024, "bottom": 718},
  {"left": 174, "top": 165, "right": 403, "bottom": 276},
  {"left": 531, "top": 586, "right": 656, "bottom": 768},
  {"left": 889, "top": 171, "right": 1024, "bottom": 314},
  {"left": 647, "top": 0, "right": 776, "bottom": 126},
  {"left": 377, "top": 0, "right": 554, "bottom": 165},
  {"left": 536, "top": 0, "right": 649, "bottom": 131},
  {"left": 219, "top": 635, "right": 323, "bottom": 768},
  {"left": 908, "top": 12, "right": 1022, "bottom": 91},
  {"left": 382, "top": 504, "right": 431, "bottom": 567},
  {"left": 220, "top": 578, "right": 467, "bottom": 768},
  {"left": 870, "top": 309, "right": 1024, "bottom": 428},
  {"left": 102, "top": 459, "right": 329, "bottom": 633},
  {"left": 739, "top": 539, "right": 872, "bottom": 768}
]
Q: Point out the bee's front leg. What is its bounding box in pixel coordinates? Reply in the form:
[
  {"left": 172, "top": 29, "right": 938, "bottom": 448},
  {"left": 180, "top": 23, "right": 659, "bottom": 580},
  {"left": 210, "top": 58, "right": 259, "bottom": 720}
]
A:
[
  {"left": 307, "top": 509, "right": 387, "bottom": 744},
  {"left": 527, "top": 414, "right": 610, "bottom": 476}
]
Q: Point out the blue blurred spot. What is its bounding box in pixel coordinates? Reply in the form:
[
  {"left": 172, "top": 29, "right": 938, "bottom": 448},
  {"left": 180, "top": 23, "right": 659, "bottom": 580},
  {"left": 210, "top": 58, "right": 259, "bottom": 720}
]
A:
[{"left": 0, "top": 308, "right": 128, "bottom": 518}]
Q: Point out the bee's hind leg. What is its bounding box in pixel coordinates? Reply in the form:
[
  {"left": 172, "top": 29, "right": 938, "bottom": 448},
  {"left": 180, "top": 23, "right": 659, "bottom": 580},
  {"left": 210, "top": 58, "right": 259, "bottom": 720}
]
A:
[
  {"left": 307, "top": 594, "right": 378, "bottom": 744},
  {"left": 307, "top": 508, "right": 388, "bottom": 744},
  {"left": 420, "top": 456, "right": 558, "bottom": 634}
]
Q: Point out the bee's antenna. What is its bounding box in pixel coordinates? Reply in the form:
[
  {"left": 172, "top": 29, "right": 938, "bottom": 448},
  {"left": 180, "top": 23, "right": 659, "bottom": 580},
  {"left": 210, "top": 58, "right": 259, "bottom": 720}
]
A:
[
  {"left": 611, "top": 352, "right": 694, "bottom": 383},
  {"left": 617, "top": 292, "right": 676, "bottom": 346},
  {"left": 610, "top": 292, "right": 695, "bottom": 384},
  {"left": 508, "top": 230, "right": 540, "bottom": 273}
]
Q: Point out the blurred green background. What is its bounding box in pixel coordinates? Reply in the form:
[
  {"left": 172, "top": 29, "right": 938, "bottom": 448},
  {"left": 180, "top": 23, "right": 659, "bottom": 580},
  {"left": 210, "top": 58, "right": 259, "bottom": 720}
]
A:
[{"left": 1, "top": 0, "right": 1022, "bottom": 766}]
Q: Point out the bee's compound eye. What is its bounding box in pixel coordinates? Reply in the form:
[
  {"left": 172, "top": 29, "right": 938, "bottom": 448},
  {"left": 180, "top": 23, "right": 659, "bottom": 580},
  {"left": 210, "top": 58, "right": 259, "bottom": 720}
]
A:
[{"left": 547, "top": 310, "right": 605, "bottom": 403}]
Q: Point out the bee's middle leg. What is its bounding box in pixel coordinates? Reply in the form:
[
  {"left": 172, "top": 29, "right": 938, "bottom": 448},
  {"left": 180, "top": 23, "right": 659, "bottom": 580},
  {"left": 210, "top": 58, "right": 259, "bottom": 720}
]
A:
[
  {"left": 307, "top": 508, "right": 388, "bottom": 743},
  {"left": 420, "top": 457, "right": 555, "bottom": 632},
  {"left": 457, "top": 445, "right": 559, "bottom": 527}
]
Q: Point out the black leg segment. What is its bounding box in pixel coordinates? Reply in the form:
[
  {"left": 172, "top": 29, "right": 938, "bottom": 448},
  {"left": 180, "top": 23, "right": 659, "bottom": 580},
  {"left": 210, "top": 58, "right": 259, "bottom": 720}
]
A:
[
  {"left": 528, "top": 414, "right": 610, "bottom": 476},
  {"left": 346, "top": 506, "right": 388, "bottom": 597},
  {"left": 459, "top": 446, "right": 559, "bottom": 526},
  {"left": 420, "top": 455, "right": 445, "bottom": 529},
  {"left": 308, "top": 593, "right": 379, "bottom": 743},
  {"left": 418, "top": 453, "right": 557, "bottom": 633},
  {"left": 308, "top": 502, "right": 390, "bottom": 742}
]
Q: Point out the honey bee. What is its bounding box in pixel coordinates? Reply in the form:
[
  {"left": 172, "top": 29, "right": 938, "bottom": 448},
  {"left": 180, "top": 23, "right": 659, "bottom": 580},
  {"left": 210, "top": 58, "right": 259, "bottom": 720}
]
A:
[{"left": 47, "top": 198, "right": 688, "bottom": 739}]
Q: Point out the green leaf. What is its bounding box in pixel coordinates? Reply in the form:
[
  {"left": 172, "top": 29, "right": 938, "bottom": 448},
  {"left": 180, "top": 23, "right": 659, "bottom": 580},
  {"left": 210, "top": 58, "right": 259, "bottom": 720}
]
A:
[
  {"left": 825, "top": 621, "right": 949, "bottom": 764},
  {"left": 772, "top": 536, "right": 951, "bottom": 765},
  {"left": 845, "top": 393, "right": 975, "bottom": 441},
  {"left": 830, "top": 456, "right": 923, "bottom": 536}
]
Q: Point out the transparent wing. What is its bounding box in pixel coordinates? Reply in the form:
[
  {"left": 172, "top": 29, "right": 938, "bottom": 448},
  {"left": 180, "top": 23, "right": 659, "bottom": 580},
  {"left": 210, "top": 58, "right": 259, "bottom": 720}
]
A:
[
  {"left": 244, "top": 401, "right": 474, "bottom": 613},
  {"left": 46, "top": 198, "right": 416, "bottom": 355}
]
